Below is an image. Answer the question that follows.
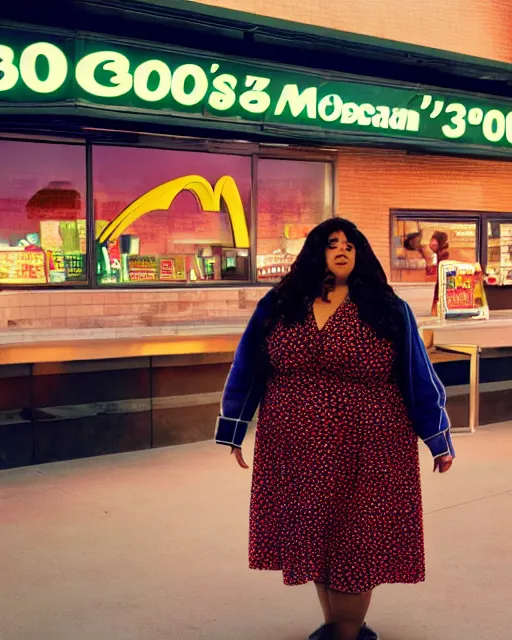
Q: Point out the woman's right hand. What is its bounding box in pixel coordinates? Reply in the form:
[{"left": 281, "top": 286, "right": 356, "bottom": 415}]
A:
[
  {"left": 231, "top": 447, "right": 249, "bottom": 469},
  {"left": 433, "top": 454, "right": 453, "bottom": 473}
]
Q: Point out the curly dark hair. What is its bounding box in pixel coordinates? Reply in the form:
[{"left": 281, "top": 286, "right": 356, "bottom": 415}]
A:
[
  {"left": 431, "top": 230, "right": 449, "bottom": 253},
  {"left": 265, "top": 217, "right": 404, "bottom": 344},
  {"left": 403, "top": 231, "right": 422, "bottom": 251}
]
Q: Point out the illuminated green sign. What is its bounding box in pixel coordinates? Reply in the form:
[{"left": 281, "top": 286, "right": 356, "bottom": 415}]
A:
[{"left": 2, "top": 26, "right": 512, "bottom": 150}]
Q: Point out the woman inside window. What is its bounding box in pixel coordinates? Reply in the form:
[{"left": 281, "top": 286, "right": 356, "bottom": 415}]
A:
[
  {"left": 216, "top": 217, "right": 454, "bottom": 640},
  {"left": 427, "top": 230, "right": 450, "bottom": 315},
  {"left": 403, "top": 228, "right": 450, "bottom": 315}
]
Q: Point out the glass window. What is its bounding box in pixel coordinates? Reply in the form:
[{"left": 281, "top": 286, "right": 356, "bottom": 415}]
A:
[
  {"left": 93, "top": 146, "right": 251, "bottom": 284},
  {"left": 391, "top": 216, "right": 478, "bottom": 282},
  {"left": 0, "top": 140, "right": 87, "bottom": 285},
  {"left": 256, "top": 159, "right": 333, "bottom": 282},
  {"left": 487, "top": 220, "right": 512, "bottom": 285}
]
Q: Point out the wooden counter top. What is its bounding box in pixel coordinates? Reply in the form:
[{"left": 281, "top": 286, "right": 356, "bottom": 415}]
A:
[{"left": 0, "top": 333, "right": 242, "bottom": 365}]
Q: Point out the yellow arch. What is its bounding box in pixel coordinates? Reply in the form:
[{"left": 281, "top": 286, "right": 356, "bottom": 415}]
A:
[{"left": 97, "top": 175, "right": 250, "bottom": 249}]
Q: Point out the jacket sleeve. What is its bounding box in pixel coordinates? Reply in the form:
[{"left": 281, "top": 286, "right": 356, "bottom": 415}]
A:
[
  {"left": 214, "top": 295, "right": 270, "bottom": 448},
  {"left": 403, "top": 301, "right": 456, "bottom": 459}
]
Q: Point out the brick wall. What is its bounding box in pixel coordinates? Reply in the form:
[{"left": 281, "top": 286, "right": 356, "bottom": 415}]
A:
[
  {"left": 337, "top": 147, "right": 512, "bottom": 276},
  {"left": 189, "top": 0, "right": 512, "bottom": 63}
]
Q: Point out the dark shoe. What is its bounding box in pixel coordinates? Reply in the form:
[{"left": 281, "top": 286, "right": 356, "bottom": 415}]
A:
[
  {"left": 358, "top": 622, "right": 379, "bottom": 640},
  {"left": 308, "top": 623, "right": 336, "bottom": 640},
  {"left": 309, "top": 621, "right": 378, "bottom": 640}
]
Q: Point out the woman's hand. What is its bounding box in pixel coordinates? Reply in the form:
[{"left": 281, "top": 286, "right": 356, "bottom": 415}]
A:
[
  {"left": 231, "top": 447, "right": 249, "bottom": 469},
  {"left": 433, "top": 454, "right": 453, "bottom": 473}
]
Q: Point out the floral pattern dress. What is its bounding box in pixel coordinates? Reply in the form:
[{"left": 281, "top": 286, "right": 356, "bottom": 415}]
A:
[{"left": 249, "top": 300, "right": 425, "bottom": 593}]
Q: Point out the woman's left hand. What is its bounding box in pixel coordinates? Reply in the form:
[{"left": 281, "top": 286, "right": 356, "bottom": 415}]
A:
[{"left": 433, "top": 455, "right": 453, "bottom": 473}]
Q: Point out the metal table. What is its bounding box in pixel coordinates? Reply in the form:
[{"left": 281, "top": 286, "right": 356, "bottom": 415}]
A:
[{"left": 419, "top": 311, "right": 512, "bottom": 433}]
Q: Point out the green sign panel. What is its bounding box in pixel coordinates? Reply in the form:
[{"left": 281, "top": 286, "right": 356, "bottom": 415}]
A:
[{"left": 2, "top": 26, "right": 512, "bottom": 150}]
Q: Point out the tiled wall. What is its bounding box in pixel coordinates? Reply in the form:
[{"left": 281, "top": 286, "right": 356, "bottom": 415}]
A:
[
  {"left": 0, "top": 283, "right": 434, "bottom": 334},
  {"left": 0, "top": 288, "right": 269, "bottom": 332},
  {"left": 189, "top": 0, "right": 512, "bottom": 63}
]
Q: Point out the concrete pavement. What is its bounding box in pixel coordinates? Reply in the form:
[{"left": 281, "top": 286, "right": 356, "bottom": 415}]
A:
[{"left": 1, "top": 424, "right": 512, "bottom": 640}]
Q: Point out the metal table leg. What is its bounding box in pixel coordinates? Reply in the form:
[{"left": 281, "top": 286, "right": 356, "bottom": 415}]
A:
[{"left": 435, "top": 344, "right": 481, "bottom": 433}]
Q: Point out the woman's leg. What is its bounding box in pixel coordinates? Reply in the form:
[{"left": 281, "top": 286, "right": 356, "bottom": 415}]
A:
[
  {"left": 315, "top": 583, "right": 333, "bottom": 624},
  {"left": 328, "top": 590, "right": 372, "bottom": 640}
]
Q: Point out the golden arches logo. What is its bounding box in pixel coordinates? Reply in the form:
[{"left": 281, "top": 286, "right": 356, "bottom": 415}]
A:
[{"left": 96, "top": 175, "right": 250, "bottom": 248}]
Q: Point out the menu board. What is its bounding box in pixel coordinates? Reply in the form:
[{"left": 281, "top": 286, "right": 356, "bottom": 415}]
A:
[
  {"left": 52, "top": 252, "right": 66, "bottom": 271},
  {"left": 438, "top": 261, "right": 489, "bottom": 320},
  {"left": 257, "top": 253, "right": 294, "bottom": 280},
  {"left": 159, "top": 256, "right": 186, "bottom": 282},
  {"left": 0, "top": 250, "right": 47, "bottom": 284},
  {"left": 497, "top": 224, "right": 512, "bottom": 285},
  {"left": 65, "top": 254, "right": 86, "bottom": 280},
  {"left": 127, "top": 255, "right": 158, "bottom": 282},
  {"left": 49, "top": 251, "right": 67, "bottom": 283},
  {"left": 485, "top": 223, "right": 512, "bottom": 285}
]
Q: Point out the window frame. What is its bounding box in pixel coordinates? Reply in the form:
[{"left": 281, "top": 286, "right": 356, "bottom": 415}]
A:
[
  {"left": 390, "top": 208, "right": 487, "bottom": 283},
  {"left": 254, "top": 155, "right": 336, "bottom": 284},
  {"left": 0, "top": 134, "right": 89, "bottom": 290},
  {"left": 90, "top": 140, "right": 256, "bottom": 288},
  {"left": 480, "top": 214, "right": 512, "bottom": 272},
  {"left": 0, "top": 131, "right": 336, "bottom": 289}
]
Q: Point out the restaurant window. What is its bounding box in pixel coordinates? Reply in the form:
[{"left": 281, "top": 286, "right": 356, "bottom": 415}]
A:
[
  {"left": 391, "top": 214, "right": 478, "bottom": 283},
  {"left": 486, "top": 219, "right": 512, "bottom": 286},
  {"left": 256, "top": 159, "right": 334, "bottom": 282},
  {"left": 0, "top": 140, "right": 87, "bottom": 285},
  {"left": 93, "top": 146, "right": 251, "bottom": 284}
]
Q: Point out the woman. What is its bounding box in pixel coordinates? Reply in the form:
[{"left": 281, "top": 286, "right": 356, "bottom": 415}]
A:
[
  {"left": 403, "top": 229, "right": 450, "bottom": 316},
  {"left": 428, "top": 231, "right": 450, "bottom": 316},
  {"left": 215, "top": 218, "right": 454, "bottom": 640}
]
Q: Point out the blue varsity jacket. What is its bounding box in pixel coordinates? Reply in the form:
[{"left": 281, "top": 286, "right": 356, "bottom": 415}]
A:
[{"left": 215, "top": 291, "right": 455, "bottom": 459}]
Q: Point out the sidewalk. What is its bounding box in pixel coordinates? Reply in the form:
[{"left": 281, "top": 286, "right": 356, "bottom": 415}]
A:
[{"left": 1, "top": 424, "right": 512, "bottom": 640}]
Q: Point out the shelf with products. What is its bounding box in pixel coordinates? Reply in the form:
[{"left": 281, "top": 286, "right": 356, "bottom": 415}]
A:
[
  {"left": 96, "top": 229, "right": 249, "bottom": 285},
  {"left": 0, "top": 219, "right": 87, "bottom": 285}
]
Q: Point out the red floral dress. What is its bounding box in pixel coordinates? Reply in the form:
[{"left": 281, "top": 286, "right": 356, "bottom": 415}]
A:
[{"left": 249, "top": 300, "right": 425, "bottom": 593}]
